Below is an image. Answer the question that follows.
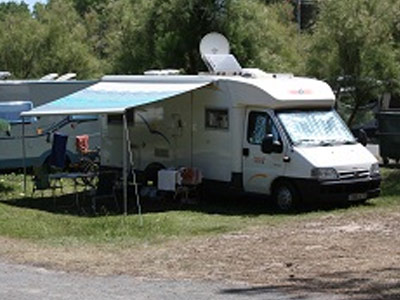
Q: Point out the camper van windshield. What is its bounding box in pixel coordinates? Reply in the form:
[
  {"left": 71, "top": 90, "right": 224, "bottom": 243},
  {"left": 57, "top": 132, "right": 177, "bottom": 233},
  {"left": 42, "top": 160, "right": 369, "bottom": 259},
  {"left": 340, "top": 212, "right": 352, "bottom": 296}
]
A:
[{"left": 277, "top": 110, "right": 355, "bottom": 146}]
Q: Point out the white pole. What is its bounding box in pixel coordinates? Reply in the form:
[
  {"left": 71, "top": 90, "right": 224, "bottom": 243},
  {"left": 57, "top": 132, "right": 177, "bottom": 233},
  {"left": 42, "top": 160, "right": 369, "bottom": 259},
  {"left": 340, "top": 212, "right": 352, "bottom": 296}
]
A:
[
  {"left": 122, "top": 113, "right": 128, "bottom": 215},
  {"left": 22, "top": 119, "right": 27, "bottom": 194}
]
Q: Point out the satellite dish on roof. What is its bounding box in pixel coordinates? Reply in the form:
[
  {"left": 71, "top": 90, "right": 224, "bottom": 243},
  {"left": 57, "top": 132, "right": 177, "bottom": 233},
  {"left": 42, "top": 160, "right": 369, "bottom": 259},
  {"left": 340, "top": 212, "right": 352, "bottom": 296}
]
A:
[
  {"left": 199, "top": 33, "right": 242, "bottom": 75},
  {"left": 200, "top": 32, "right": 230, "bottom": 56}
]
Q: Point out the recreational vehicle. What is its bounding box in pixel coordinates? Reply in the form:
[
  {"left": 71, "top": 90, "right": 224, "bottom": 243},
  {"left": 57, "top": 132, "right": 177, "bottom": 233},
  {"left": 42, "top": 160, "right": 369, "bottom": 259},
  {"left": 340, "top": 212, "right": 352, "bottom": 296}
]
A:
[
  {"left": 0, "top": 74, "right": 99, "bottom": 169},
  {"left": 23, "top": 34, "right": 381, "bottom": 210}
]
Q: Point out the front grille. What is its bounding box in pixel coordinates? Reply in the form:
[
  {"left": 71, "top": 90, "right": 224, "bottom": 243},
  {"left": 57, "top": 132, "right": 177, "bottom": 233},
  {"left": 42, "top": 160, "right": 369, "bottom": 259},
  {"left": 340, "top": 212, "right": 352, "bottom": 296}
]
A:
[
  {"left": 338, "top": 169, "right": 369, "bottom": 180},
  {"left": 321, "top": 177, "right": 380, "bottom": 194}
]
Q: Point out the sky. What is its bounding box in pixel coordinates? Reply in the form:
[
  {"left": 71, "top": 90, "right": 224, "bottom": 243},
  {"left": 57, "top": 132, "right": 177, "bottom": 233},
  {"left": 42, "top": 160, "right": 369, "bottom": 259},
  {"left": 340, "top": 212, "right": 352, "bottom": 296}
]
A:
[{"left": 0, "top": 0, "right": 47, "bottom": 10}]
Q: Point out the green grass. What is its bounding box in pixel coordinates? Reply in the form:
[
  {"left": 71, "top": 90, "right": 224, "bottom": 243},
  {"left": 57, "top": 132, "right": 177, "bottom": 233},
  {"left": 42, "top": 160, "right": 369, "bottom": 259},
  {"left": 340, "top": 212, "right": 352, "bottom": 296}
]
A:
[{"left": 0, "top": 169, "right": 399, "bottom": 247}]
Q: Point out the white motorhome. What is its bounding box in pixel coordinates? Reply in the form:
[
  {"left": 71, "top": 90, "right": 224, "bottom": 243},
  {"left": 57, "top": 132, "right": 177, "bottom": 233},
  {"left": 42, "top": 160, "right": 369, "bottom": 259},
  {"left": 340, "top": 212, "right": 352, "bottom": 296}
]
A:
[
  {"left": 97, "top": 72, "right": 380, "bottom": 209},
  {"left": 0, "top": 74, "right": 99, "bottom": 169},
  {"left": 23, "top": 34, "right": 381, "bottom": 209}
]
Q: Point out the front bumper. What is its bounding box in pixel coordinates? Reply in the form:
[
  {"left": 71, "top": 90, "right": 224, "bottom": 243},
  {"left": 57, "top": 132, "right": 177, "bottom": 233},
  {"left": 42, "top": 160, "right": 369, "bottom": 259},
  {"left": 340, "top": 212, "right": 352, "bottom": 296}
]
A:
[{"left": 293, "top": 176, "right": 381, "bottom": 202}]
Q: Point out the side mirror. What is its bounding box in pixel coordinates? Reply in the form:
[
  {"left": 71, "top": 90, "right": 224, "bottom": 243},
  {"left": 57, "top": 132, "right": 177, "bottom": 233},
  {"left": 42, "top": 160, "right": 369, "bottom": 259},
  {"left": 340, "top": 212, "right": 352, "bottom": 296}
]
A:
[
  {"left": 261, "top": 135, "right": 283, "bottom": 154},
  {"left": 357, "top": 129, "right": 368, "bottom": 147}
]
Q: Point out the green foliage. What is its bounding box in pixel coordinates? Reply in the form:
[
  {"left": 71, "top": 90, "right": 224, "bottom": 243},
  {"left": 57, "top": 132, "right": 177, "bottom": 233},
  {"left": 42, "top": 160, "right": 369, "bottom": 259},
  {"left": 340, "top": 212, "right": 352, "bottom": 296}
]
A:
[
  {"left": 0, "top": 14, "right": 44, "bottom": 78},
  {"left": 0, "top": 0, "right": 101, "bottom": 79},
  {"left": 307, "top": 0, "right": 400, "bottom": 125},
  {"left": 35, "top": 0, "right": 102, "bottom": 79},
  {"left": 0, "top": 1, "right": 30, "bottom": 17},
  {"left": 224, "top": 1, "right": 307, "bottom": 74},
  {"left": 107, "top": 0, "right": 227, "bottom": 74},
  {"left": 0, "top": 0, "right": 398, "bottom": 103},
  {"left": 107, "top": 0, "right": 307, "bottom": 75}
]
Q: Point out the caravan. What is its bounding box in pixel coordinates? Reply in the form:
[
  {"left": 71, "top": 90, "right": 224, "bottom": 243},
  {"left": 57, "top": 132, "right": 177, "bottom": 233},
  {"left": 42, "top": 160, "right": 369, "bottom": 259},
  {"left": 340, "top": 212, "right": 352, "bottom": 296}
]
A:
[
  {"left": 23, "top": 34, "right": 381, "bottom": 210},
  {"left": 0, "top": 74, "right": 99, "bottom": 169}
]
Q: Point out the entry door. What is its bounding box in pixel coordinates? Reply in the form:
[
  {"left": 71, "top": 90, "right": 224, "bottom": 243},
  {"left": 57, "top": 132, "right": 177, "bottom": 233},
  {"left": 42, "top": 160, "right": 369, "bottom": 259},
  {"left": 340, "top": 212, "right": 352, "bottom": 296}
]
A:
[{"left": 243, "top": 109, "right": 286, "bottom": 194}]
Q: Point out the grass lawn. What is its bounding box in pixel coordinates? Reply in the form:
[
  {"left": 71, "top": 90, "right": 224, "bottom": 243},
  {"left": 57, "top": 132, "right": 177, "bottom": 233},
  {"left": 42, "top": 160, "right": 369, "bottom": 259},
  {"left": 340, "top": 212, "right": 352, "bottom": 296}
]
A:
[
  {"left": 0, "top": 168, "right": 399, "bottom": 247},
  {"left": 1, "top": 169, "right": 400, "bottom": 299}
]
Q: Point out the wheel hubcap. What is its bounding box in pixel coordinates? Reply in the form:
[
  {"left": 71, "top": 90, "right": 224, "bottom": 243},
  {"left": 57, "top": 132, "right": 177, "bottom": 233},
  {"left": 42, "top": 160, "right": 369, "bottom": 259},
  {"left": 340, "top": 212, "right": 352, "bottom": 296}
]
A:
[{"left": 277, "top": 186, "right": 292, "bottom": 210}]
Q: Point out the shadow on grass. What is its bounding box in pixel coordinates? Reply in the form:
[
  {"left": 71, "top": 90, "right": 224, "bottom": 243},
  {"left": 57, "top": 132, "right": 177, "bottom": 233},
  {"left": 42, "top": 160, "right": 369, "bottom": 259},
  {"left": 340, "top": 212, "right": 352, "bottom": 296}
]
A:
[
  {"left": 220, "top": 267, "right": 400, "bottom": 300},
  {"left": 0, "top": 191, "right": 121, "bottom": 217},
  {"left": 0, "top": 186, "right": 370, "bottom": 217}
]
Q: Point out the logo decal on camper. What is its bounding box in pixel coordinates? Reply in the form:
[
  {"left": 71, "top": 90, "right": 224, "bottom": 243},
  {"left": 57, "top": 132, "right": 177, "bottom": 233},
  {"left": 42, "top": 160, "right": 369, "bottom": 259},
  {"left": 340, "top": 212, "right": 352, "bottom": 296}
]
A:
[
  {"left": 248, "top": 173, "right": 268, "bottom": 183},
  {"left": 253, "top": 156, "right": 266, "bottom": 164},
  {"left": 289, "top": 89, "right": 312, "bottom": 95}
]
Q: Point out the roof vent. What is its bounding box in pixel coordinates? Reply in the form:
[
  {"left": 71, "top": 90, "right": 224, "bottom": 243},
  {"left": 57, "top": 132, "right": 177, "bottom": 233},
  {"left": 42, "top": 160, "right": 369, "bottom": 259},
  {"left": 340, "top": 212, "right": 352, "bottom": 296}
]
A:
[
  {"left": 144, "top": 69, "right": 180, "bottom": 75},
  {"left": 200, "top": 33, "right": 242, "bottom": 75},
  {"left": 56, "top": 73, "right": 77, "bottom": 81},
  {"left": 39, "top": 73, "right": 59, "bottom": 81}
]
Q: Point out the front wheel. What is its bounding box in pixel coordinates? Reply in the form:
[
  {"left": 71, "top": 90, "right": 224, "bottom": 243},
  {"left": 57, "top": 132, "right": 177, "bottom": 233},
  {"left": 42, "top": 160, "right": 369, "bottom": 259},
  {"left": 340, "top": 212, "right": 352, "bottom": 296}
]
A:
[{"left": 273, "top": 181, "right": 299, "bottom": 211}]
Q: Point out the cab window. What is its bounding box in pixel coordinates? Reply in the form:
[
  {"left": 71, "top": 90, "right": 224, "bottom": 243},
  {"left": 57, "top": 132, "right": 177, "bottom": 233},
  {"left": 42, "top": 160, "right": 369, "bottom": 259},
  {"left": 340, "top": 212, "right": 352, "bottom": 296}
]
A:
[{"left": 247, "top": 111, "right": 280, "bottom": 144}]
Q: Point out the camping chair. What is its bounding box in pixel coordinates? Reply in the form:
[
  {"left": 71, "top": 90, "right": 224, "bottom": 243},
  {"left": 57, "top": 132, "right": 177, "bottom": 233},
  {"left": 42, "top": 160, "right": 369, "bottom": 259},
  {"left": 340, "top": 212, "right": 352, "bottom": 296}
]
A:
[
  {"left": 49, "top": 132, "right": 69, "bottom": 171},
  {"left": 31, "top": 166, "right": 63, "bottom": 200},
  {"left": 91, "top": 171, "right": 120, "bottom": 213},
  {"left": 32, "top": 132, "right": 68, "bottom": 205},
  {"left": 74, "top": 134, "right": 99, "bottom": 187}
]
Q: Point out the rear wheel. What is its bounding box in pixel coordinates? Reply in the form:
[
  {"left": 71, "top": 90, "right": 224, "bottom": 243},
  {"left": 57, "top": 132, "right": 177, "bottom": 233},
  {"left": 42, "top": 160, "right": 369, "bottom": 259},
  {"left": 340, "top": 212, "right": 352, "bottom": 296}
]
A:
[{"left": 273, "top": 180, "right": 299, "bottom": 211}]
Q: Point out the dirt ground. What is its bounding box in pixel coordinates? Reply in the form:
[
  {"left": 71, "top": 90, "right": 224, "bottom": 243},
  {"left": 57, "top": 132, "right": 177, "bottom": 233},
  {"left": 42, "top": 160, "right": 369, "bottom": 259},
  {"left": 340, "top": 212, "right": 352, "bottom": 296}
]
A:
[{"left": 1, "top": 210, "right": 399, "bottom": 300}]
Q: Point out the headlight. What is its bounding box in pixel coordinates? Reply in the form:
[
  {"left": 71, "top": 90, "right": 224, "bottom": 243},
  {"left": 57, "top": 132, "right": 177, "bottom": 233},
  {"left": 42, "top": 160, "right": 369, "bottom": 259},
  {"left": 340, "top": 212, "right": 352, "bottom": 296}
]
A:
[
  {"left": 311, "top": 167, "right": 339, "bottom": 181},
  {"left": 370, "top": 163, "right": 380, "bottom": 177}
]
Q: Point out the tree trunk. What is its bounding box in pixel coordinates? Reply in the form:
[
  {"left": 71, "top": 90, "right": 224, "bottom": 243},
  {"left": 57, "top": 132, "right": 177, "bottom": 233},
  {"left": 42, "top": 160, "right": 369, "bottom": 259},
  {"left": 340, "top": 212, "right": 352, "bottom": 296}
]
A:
[{"left": 347, "top": 101, "right": 360, "bottom": 127}]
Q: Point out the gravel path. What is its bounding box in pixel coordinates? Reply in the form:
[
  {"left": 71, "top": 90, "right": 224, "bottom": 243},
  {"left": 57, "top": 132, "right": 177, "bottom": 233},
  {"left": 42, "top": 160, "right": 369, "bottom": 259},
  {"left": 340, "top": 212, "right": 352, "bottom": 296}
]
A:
[{"left": 0, "top": 261, "right": 341, "bottom": 300}]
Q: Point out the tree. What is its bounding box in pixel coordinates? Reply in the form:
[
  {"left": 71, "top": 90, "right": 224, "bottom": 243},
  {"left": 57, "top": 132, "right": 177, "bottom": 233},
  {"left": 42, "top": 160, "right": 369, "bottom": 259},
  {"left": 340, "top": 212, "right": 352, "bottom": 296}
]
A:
[
  {"left": 224, "top": 0, "right": 306, "bottom": 74},
  {"left": 307, "top": 0, "right": 400, "bottom": 126},
  {"left": 0, "top": 13, "right": 44, "bottom": 78},
  {"left": 108, "top": 0, "right": 307, "bottom": 75},
  {"left": 70, "top": 0, "right": 106, "bottom": 16},
  {"left": 107, "top": 0, "right": 228, "bottom": 74},
  {"left": 0, "top": 1, "right": 30, "bottom": 17},
  {"left": 34, "top": 0, "right": 102, "bottom": 79}
]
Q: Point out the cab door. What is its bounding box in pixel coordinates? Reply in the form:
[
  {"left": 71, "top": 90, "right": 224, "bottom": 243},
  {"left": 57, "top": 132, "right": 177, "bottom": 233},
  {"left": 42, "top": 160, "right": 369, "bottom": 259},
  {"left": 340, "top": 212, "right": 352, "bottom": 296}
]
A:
[{"left": 242, "top": 109, "right": 286, "bottom": 194}]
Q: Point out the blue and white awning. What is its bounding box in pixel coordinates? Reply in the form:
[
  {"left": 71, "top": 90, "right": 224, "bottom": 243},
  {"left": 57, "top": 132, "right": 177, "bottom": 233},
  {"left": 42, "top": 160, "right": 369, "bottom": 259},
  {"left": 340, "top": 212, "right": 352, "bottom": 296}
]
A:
[{"left": 22, "top": 75, "right": 213, "bottom": 116}]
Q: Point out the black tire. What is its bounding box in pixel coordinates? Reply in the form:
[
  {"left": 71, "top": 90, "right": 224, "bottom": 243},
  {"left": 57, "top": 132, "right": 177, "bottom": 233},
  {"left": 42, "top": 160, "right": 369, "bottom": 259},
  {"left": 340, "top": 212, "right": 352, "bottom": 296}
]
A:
[{"left": 273, "top": 180, "right": 299, "bottom": 211}]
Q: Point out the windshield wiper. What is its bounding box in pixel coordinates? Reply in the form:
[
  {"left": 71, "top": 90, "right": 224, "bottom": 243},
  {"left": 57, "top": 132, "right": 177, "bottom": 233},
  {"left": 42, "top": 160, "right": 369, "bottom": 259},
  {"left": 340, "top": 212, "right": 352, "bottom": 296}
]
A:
[
  {"left": 319, "top": 140, "right": 334, "bottom": 146},
  {"left": 342, "top": 140, "right": 357, "bottom": 145}
]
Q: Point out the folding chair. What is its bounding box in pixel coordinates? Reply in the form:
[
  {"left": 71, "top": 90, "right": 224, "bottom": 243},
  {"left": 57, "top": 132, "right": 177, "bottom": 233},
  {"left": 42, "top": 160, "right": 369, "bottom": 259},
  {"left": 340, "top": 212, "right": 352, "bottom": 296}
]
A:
[
  {"left": 91, "top": 171, "right": 120, "bottom": 213},
  {"left": 49, "top": 132, "right": 69, "bottom": 171},
  {"left": 32, "top": 166, "right": 63, "bottom": 200}
]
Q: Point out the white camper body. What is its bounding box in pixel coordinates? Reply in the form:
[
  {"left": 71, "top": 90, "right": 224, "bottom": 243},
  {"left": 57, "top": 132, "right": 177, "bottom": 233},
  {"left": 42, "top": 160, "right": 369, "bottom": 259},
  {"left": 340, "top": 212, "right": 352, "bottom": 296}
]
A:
[
  {"left": 100, "top": 72, "right": 380, "bottom": 207},
  {"left": 0, "top": 78, "right": 99, "bottom": 169}
]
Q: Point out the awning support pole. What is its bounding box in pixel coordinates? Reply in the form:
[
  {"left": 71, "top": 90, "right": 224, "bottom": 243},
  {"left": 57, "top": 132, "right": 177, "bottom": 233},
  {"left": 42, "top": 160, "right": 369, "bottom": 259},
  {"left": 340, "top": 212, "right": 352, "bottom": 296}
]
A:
[
  {"left": 22, "top": 119, "right": 27, "bottom": 194},
  {"left": 122, "top": 113, "right": 128, "bottom": 215}
]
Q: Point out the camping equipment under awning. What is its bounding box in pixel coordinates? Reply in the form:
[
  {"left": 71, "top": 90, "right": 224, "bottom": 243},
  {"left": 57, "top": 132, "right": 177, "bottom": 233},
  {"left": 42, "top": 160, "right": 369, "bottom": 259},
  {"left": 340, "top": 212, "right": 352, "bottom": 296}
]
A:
[{"left": 20, "top": 75, "right": 213, "bottom": 218}]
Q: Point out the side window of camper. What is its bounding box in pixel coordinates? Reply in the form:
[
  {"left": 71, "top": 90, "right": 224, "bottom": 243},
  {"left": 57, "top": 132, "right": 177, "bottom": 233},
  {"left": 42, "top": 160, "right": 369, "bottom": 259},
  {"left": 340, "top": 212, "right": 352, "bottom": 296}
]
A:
[
  {"left": 205, "top": 108, "right": 229, "bottom": 130},
  {"left": 69, "top": 115, "right": 98, "bottom": 122},
  {"left": 0, "top": 101, "right": 36, "bottom": 124},
  {"left": 247, "top": 111, "right": 279, "bottom": 144}
]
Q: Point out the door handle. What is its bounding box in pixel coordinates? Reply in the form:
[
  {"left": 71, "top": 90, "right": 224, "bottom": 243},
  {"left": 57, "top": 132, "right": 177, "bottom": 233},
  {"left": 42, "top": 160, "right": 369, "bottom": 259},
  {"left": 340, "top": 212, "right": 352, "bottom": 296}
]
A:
[{"left": 243, "top": 148, "right": 249, "bottom": 157}]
